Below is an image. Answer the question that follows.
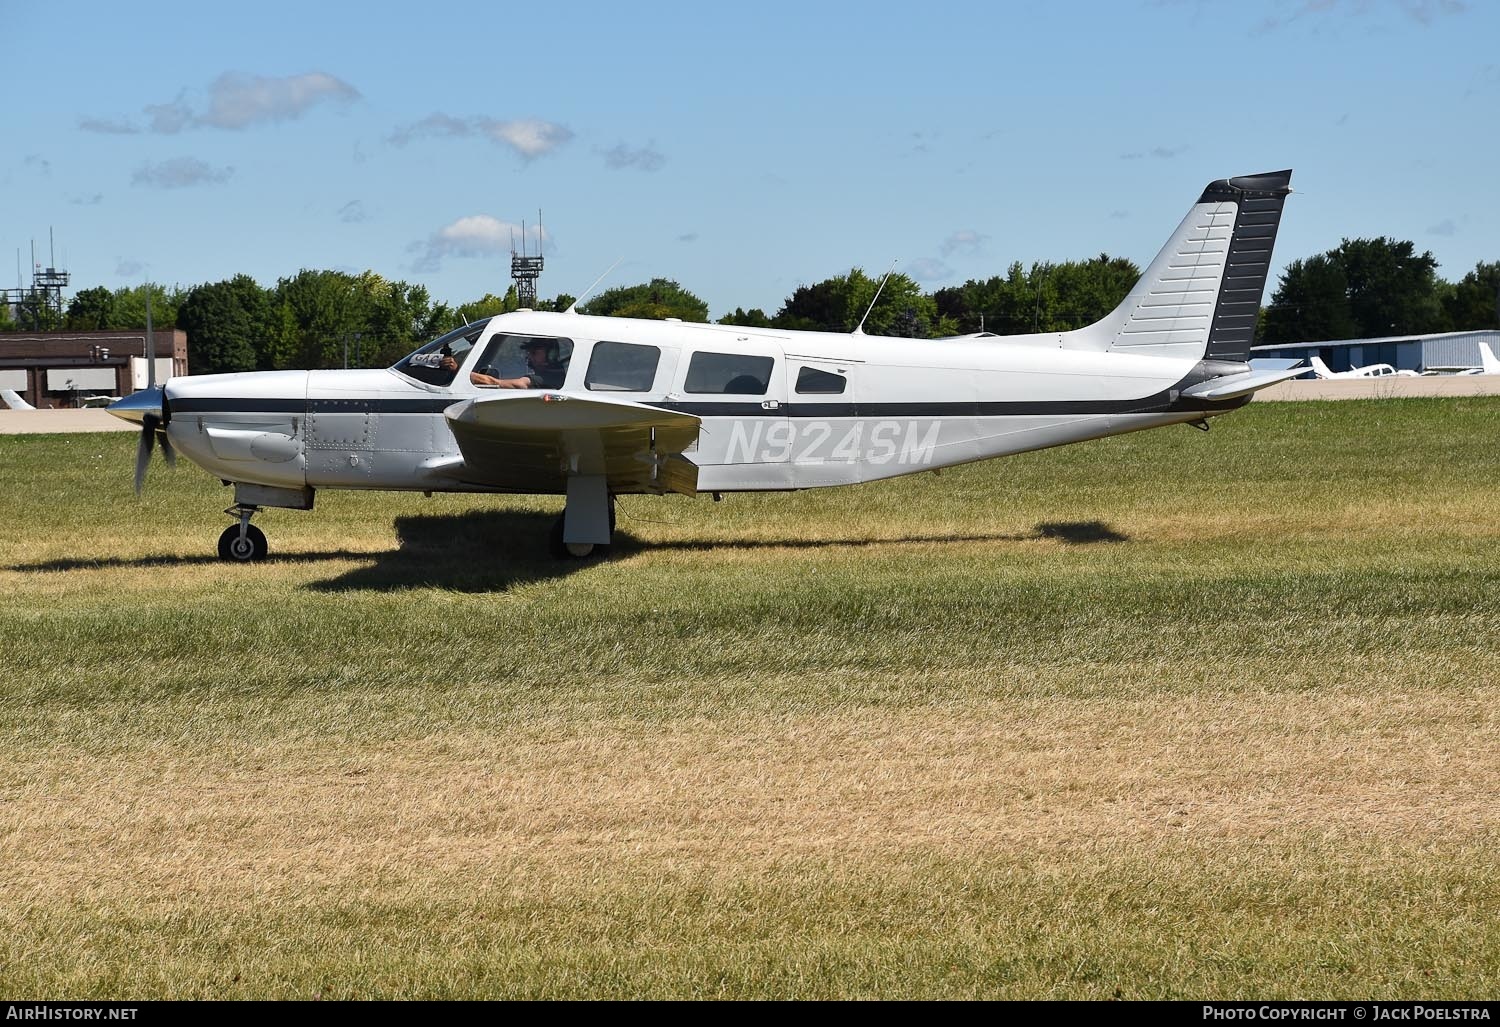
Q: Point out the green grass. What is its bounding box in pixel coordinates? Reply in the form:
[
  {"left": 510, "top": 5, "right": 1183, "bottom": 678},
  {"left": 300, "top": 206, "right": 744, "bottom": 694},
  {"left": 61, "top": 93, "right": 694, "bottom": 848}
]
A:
[{"left": 1, "top": 397, "right": 1497, "bottom": 998}]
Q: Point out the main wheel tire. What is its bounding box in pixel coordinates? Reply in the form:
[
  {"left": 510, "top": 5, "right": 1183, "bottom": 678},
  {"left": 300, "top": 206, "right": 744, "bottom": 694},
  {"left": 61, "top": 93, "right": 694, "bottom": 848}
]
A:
[
  {"left": 549, "top": 516, "right": 609, "bottom": 560},
  {"left": 217, "top": 524, "right": 268, "bottom": 562}
]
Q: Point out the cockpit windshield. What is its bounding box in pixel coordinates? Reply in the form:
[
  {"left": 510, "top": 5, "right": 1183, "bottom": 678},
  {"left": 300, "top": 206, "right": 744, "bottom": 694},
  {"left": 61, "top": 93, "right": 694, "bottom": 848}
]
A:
[{"left": 391, "top": 318, "right": 493, "bottom": 387}]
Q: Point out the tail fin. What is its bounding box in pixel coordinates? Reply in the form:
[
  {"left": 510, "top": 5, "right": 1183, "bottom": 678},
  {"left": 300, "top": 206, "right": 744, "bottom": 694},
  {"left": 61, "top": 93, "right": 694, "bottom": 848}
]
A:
[
  {"left": 1480, "top": 342, "right": 1500, "bottom": 375},
  {"left": 1, "top": 388, "right": 35, "bottom": 411},
  {"left": 1309, "top": 356, "right": 1338, "bottom": 379},
  {"left": 1074, "top": 170, "right": 1292, "bottom": 363}
]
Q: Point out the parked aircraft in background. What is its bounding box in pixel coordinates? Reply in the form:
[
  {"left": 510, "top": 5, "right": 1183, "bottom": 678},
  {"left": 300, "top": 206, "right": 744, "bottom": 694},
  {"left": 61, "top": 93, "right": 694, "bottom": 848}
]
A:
[
  {"left": 1, "top": 389, "right": 36, "bottom": 411},
  {"left": 112, "top": 170, "right": 1302, "bottom": 562},
  {"left": 1462, "top": 342, "right": 1500, "bottom": 375},
  {"left": 1309, "top": 356, "right": 1419, "bottom": 380}
]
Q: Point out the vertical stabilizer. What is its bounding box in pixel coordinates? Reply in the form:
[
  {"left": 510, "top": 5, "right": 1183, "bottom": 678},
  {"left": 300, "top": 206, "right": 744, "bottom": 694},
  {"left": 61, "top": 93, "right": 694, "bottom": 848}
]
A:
[
  {"left": 1480, "top": 342, "right": 1500, "bottom": 375},
  {"left": 1074, "top": 171, "right": 1292, "bottom": 363}
]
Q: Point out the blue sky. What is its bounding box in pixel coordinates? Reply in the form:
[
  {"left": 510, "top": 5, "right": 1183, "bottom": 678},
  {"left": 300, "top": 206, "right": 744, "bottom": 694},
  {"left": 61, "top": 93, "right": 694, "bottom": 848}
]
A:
[{"left": 4, "top": 0, "right": 1495, "bottom": 321}]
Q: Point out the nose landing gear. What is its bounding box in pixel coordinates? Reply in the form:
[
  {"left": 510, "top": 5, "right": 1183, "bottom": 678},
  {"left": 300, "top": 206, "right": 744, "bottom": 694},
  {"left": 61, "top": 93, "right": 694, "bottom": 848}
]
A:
[{"left": 218, "top": 503, "right": 268, "bottom": 562}]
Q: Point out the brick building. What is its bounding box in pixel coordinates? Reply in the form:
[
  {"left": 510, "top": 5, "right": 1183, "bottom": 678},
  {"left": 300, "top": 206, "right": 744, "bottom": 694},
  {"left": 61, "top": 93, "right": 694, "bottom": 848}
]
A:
[{"left": 0, "top": 330, "right": 188, "bottom": 408}]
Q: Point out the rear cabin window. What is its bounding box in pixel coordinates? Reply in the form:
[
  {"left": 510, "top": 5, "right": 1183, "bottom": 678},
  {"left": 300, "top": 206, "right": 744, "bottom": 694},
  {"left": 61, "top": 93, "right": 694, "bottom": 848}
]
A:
[
  {"left": 585, "top": 342, "right": 661, "bottom": 392},
  {"left": 685, "top": 351, "right": 774, "bottom": 395},
  {"left": 795, "top": 367, "right": 847, "bottom": 394}
]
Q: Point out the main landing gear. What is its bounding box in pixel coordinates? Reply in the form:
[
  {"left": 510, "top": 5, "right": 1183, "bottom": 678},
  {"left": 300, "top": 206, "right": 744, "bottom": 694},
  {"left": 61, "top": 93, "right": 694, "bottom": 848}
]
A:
[
  {"left": 548, "top": 504, "right": 616, "bottom": 560},
  {"left": 548, "top": 475, "right": 617, "bottom": 560},
  {"left": 218, "top": 503, "right": 268, "bottom": 562}
]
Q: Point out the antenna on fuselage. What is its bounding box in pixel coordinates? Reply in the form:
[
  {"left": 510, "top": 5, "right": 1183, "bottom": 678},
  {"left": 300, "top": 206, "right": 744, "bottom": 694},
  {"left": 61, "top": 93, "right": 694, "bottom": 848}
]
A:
[
  {"left": 564, "top": 257, "right": 623, "bottom": 314},
  {"left": 853, "top": 260, "right": 898, "bottom": 336}
]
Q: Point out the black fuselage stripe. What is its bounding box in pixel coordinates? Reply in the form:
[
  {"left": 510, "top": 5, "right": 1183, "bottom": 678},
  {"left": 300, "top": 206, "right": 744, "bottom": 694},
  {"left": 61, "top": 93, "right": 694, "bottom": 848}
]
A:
[{"left": 170, "top": 393, "right": 1245, "bottom": 418}]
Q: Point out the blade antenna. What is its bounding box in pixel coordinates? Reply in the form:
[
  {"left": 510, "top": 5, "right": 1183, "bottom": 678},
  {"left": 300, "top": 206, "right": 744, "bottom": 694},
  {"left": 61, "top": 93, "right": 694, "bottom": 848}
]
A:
[
  {"left": 854, "top": 260, "right": 899, "bottom": 336},
  {"left": 564, "top": 258, "right": 623, "bottom": 314}
]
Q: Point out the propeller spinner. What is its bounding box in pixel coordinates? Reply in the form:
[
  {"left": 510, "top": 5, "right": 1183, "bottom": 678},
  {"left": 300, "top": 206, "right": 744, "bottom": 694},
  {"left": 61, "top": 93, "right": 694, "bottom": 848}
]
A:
[{"left": 108, "top": 388, "right": 175, "bottom": 493}]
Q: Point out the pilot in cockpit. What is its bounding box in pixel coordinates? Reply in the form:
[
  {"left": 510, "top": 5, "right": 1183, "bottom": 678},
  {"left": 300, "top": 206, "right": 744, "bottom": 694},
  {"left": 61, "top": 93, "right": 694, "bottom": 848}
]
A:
[{"left": 471, "top": 338, "right": 565, "bottom": 389}]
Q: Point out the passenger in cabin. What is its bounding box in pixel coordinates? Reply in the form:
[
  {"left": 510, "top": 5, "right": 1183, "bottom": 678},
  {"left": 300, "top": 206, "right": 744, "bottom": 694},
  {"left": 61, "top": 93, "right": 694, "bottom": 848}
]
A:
[{"left": 472, "top": 338, "right": 566, "bottom": 389}]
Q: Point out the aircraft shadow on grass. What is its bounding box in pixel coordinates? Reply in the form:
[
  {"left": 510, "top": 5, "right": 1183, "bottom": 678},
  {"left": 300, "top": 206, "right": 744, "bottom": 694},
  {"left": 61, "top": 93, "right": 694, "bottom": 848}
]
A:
[{"left": 8, "top": 512, "right": 1127, "bottom": 594}]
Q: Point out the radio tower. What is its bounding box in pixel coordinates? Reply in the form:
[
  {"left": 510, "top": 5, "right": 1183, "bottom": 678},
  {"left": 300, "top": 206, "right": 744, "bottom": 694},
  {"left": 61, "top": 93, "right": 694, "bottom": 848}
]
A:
[{"left": 510, "top": 210, "right": 544, "bottom": 309}]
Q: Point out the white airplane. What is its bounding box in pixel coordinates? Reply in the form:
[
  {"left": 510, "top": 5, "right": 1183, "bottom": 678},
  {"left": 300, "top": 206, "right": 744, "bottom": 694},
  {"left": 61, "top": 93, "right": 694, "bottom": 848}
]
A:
[
  {"left": 1, "top": 388, "right": 36, "bottom": 411},
  {"left": 1461, "top": 341, "right": 1500, "bottom": 375},
  {"left": 1307, "top": 356, "right": 1420, "bottom": 379},
  {"left": 111, "top": 169, "right": 1302, "bottom": 562}
]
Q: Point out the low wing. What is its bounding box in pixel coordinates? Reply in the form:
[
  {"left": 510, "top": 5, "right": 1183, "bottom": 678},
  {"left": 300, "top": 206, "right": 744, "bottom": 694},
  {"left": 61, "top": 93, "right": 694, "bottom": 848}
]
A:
[{"left": 442, "top": 392, "right": 702, "bottom": 495}]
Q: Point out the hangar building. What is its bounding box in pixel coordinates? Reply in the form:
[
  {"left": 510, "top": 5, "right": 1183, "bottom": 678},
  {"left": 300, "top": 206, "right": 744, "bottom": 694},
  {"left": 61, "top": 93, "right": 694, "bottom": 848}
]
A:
[
  {"left": 0, "top": 330, "right": 187, "bottom": 408},
  {"left": 1252, "top": 329, "right": 1500, "bottom": 375}
]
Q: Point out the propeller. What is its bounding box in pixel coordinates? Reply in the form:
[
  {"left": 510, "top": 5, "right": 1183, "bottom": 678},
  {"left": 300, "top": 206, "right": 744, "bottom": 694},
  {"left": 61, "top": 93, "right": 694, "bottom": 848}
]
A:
[
  {"left": 133, "top": 412, "right": 175, "bottom": 494},
  {"left": 108, "top": 387, "right": 173, "bottom": 494}
]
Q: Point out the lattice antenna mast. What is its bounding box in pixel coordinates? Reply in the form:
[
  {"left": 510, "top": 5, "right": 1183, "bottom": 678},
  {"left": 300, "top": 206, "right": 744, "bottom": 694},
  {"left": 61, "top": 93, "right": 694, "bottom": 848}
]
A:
[{"left": 510, "top": 209, "right": 544, "bottom": 309}]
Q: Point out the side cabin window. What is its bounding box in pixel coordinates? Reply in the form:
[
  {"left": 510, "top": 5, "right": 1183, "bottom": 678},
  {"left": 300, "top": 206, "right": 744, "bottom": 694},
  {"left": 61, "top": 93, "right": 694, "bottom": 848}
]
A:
[
  {"left": 795, "top": 366, "right": 846, "bottom": 395},
  {"left": 685, "top": 351, "right": 774, "bottom": 395},
  {"left": 392, "top": 323, "right": 487, "bottom": 387},
  {"left": 586, "top": 341, "right": 661, "bottom": 392},
  {"left": 472, "top": 334, "right": 573, "bottom": 389}
]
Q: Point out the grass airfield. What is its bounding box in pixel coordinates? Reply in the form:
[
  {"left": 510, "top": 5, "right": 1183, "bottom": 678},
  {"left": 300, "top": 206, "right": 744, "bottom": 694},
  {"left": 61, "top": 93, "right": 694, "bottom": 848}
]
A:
[{"left": 1, "top": 397, "right": 1496, "bottom": 999}]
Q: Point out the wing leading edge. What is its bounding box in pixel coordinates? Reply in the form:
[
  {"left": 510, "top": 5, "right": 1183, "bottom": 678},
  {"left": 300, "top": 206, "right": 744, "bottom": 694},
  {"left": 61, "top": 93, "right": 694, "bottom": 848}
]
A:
[{"left": 443, "top": 392, "right": 701, "bottom": 495}]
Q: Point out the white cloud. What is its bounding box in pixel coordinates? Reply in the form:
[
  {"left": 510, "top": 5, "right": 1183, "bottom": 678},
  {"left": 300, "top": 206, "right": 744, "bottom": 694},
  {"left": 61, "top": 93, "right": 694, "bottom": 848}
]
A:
[
  {"left": 906, "top": 258, "right": 953, "bottom": 282},
  {"left": 131, "top": 157, "right": 234, "bottom": 189},
  {"left": 81, "top": 71, "right": 358, "bottom": 135},
  {"left": 389, "top": 114, "right": 573, "bottom": 161},
  {"left": 389, "top": 113, "right": 473, "bottom": 146},
  {"left": 477, "top": 118, "right": 573, "bottom": 159},
  {"left": 145, "top": 98, "right": 194, "bottom": 134},
  {"left": 1256, "top": 0, "right": 1466, "bottom": 33},
  {"left": 203, "top": 72, "right": 359, "bottom": 128},
  {"left": 115, "top": 258, "right": 146, "bottom": 276},
  {"left": 1121, "top": 145, "right": 1187, "bottom": 160},
  {"left": 78, "top": 116, "right": 138, "bottom": 134},
  {"left": 601, "top": 140, "right": 666, "bottom": 172},
  {"left": 939, "top": 229, "right": 986, "bottom": 258},
  {"left": 409, "top": 216, "right": 548, "bottom": 272}
]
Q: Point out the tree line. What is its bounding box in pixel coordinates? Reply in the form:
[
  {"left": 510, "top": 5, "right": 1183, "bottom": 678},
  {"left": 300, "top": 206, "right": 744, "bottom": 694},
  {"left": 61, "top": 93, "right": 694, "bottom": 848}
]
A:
[{"left": 2, "top": 239, "right": 1495, "bottom": 375}]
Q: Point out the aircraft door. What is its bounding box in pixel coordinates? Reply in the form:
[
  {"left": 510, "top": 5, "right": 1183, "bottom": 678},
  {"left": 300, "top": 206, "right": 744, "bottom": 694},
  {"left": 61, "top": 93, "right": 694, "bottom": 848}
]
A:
[{"left": 673, "top": 341, "right": 791, "bottom": 489}]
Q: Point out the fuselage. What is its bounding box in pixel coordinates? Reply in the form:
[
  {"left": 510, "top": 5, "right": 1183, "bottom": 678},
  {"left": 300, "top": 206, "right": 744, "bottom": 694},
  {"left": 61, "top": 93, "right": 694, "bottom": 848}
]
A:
[{"left": 155, "top": 310, "right": 1249, "bottom": 497}]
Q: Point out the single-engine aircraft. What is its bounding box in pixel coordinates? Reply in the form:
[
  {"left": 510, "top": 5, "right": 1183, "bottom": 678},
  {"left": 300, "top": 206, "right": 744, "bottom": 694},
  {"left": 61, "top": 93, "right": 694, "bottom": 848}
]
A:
[
  {"left": 111, "top": 170, "right": 1300, "bottom": 562},
  {"left": 1308, "top": 356, "right": 1418, "bottom": 380}
]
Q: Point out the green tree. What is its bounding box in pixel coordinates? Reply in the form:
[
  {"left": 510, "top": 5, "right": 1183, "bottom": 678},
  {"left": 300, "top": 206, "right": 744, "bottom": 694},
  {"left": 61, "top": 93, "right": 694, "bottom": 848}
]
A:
[
  {"left": 1263, "top": 238, "right": 1449, "bottom": 343},
  {"left": 111, "top": 283, "right": 184, "bottom": 329},
  {"left": 357, "top": 272, "right": 448, "bottom": 366},
  {"left": 177, "top": 275, "right": 275, "bottom": 374},
  {"left": 1442, "top": 260, "right": 1500, "bottom": 330},
  {"left": 453, "top": 287, "right": 519, "bottom": 327},
  {"left": 718, "top": 307, "right": 773, "bottom": 328},
  {"left": 581, "top": 278, "right": 708, "bottom": 321},
  {"left": 65, "top": 287, "right": 115, "bottom": 330},
  {"left": 933, "top": 255, "right": 1139, "bottom": 336},
  {"left": 1262, "top": 255, "right": 1357, "bottom": 343},
  {"left": 1338, "top": 237, "right": 1447, "bottom": 336},
  {"left": 773, "top": 269, "right": 945, "bottom": 336},
  {"left": 271, "top": 270, "right": 361, "bottom": 368}
]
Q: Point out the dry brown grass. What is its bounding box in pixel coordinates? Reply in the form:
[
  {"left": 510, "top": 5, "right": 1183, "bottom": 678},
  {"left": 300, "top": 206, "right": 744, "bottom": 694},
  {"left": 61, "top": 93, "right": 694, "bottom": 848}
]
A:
[{"left": 6, "top": 688, "right": 1495, "bottom": 909}]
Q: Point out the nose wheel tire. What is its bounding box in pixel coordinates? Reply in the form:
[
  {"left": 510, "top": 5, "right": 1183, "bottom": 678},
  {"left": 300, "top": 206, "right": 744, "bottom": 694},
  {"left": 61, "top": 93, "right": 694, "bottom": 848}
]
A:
[{"left": 218, "top": 524, "right": 268, "bottom": 562}]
